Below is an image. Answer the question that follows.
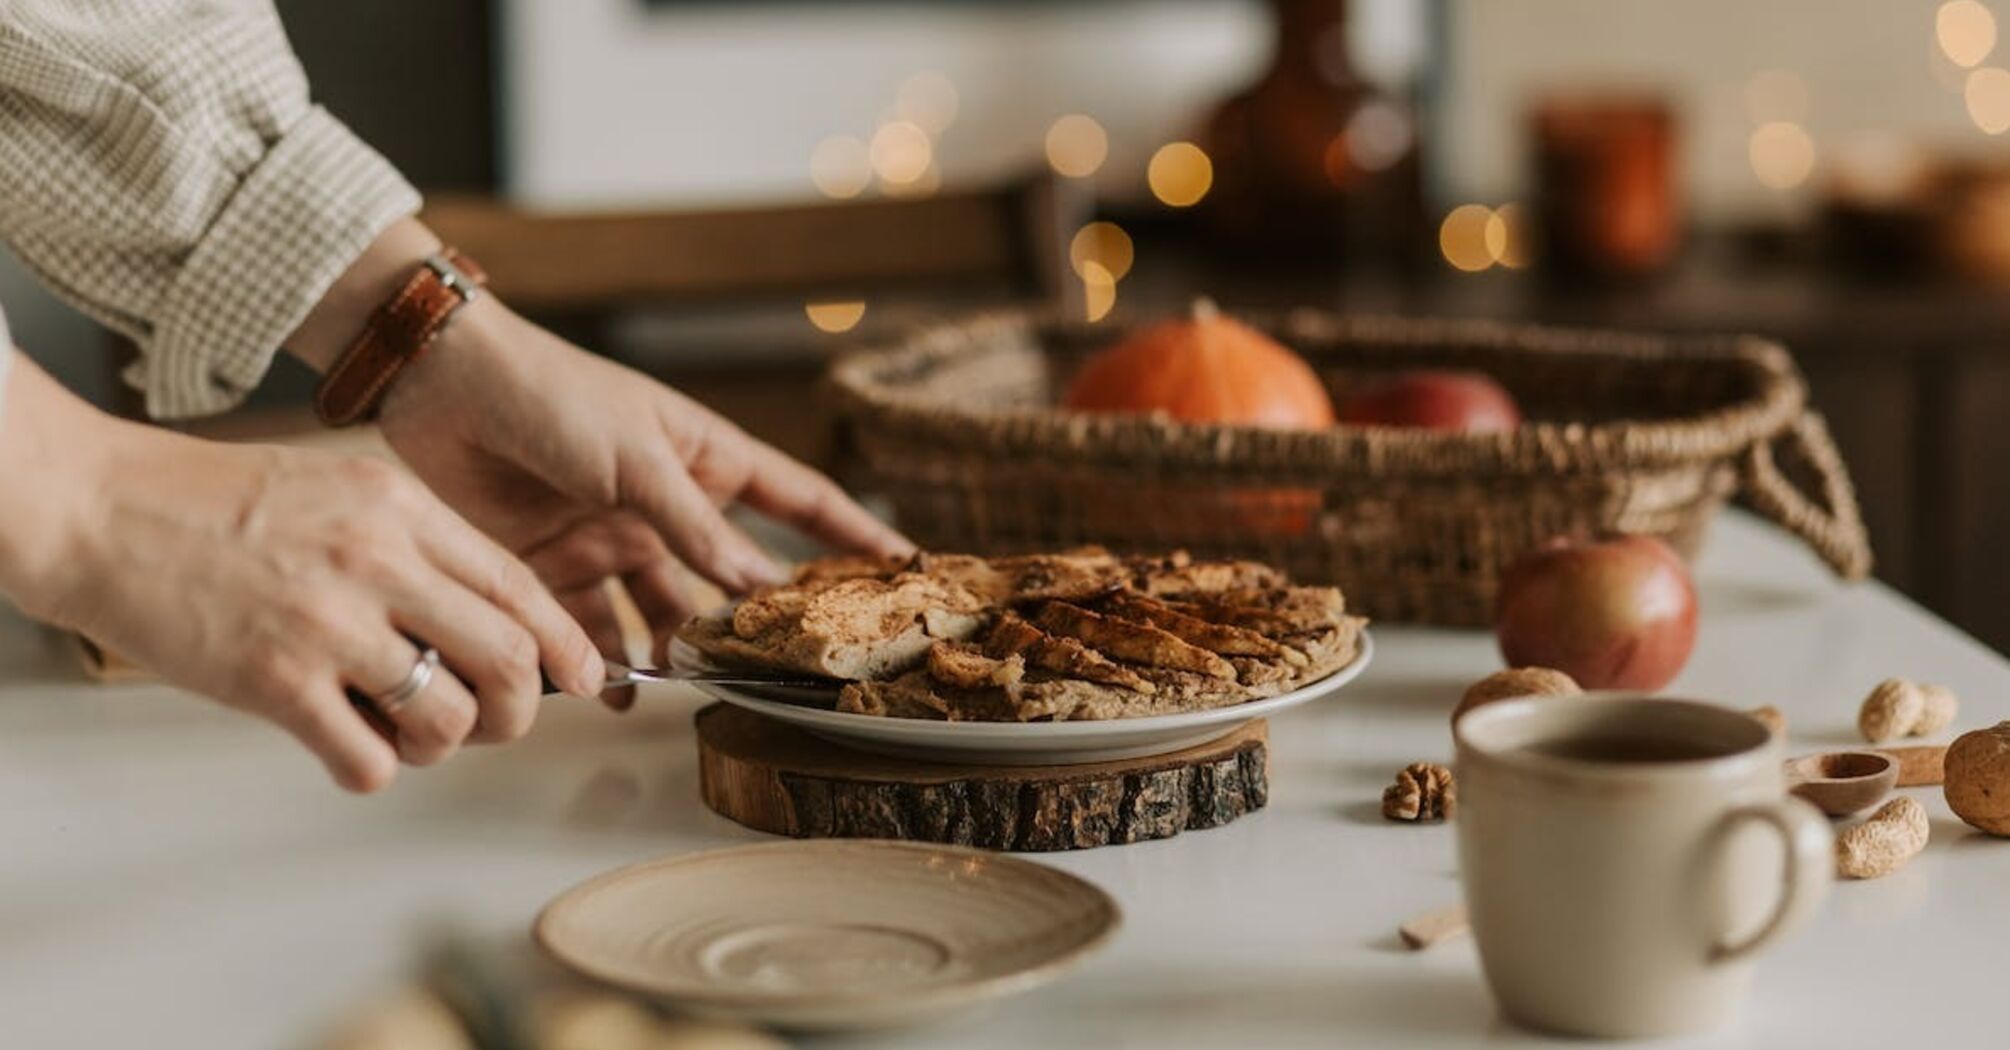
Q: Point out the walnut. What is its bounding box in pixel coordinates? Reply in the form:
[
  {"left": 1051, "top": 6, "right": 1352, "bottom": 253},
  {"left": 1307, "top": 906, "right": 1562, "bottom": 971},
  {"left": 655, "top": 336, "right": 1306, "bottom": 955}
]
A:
[
  {"left": 1916, "top": 683, "right": 1960, "bottom": 735},
  {"left": 1382, "top": 762, "right": 1456, "bottom": 822},
  {"left": 1451, "top": 667, "right": 1581, "bottom": 726},
  {"left": 1858, "top": 679, "right": 1959, "bottom": 743},
  {"left": 1858, "top": 679, "right": 1921, "bottom": 743},
  {"left": 1835, "top": 796, "right": 1929, "bottom": 879},
  {"left": 1945, "top": 721, "right": 2010, "bottom": 835}
]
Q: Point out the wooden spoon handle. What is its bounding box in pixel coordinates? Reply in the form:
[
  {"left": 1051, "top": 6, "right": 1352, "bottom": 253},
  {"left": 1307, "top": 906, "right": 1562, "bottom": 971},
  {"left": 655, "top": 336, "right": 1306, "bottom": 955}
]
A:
[{"left": 1874, "top": 744, "right": 1947, "bottom": 787}]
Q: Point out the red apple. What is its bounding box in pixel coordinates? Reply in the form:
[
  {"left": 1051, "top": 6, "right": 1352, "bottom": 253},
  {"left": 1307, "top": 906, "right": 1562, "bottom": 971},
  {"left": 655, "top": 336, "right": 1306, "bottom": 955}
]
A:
[
  {"left": 1336, "top": 370, "right": 1522, "bottom": 432},
  {"left": 1495, "top": 535, "right": 1698, "bottom": 691}
]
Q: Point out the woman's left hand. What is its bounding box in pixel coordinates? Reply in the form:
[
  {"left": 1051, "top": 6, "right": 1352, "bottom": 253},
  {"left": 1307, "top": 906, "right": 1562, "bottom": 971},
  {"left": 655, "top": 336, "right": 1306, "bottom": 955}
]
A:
[{"left": 374, "top": 297, "right": 913, "bottom": 663}]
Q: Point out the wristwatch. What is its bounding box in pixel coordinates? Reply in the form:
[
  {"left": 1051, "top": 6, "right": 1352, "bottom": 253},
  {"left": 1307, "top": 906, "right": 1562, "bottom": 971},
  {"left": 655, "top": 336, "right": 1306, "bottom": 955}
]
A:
[{"left": 313, "top": 249, "right": 487, "bottom": 426}]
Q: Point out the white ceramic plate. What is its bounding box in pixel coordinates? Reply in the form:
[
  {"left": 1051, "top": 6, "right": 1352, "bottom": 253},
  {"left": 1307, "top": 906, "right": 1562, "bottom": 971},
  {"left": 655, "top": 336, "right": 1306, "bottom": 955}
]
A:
[
  {"left": 535, "top": 840, "right": 1120, "bottom": 1031},
  {"left": 671, "top": 631, "right": 1373, "bottom": 765}
]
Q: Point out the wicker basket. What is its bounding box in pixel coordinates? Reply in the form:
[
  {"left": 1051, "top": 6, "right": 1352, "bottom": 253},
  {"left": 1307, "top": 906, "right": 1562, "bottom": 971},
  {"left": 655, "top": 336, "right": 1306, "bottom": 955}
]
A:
[{"left": 827, "top": 309, "right": 1873, "bottom": 627}]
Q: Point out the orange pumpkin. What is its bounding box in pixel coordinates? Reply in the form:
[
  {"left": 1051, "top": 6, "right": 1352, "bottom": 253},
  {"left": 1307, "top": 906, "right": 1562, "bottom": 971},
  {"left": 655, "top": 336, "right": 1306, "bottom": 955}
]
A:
[
  {"left": 1064, "top": 299, "right": 1336, "bottom": 428},
  {"left": 1063, "top": 300, "right": 1334, "bottom": 537}
]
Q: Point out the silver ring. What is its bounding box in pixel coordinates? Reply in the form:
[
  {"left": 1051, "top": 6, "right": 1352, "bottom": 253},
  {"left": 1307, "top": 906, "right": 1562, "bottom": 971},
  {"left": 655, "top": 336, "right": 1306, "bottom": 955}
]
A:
[{"left": 373, "top": 647, "right": 440, "bottom": 714}]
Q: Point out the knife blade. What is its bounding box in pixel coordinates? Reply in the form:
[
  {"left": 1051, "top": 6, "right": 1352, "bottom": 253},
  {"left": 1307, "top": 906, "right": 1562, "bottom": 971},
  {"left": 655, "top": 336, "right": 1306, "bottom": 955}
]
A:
[{"left": 542, "top": 661, "right": 845, "bottom": 695}]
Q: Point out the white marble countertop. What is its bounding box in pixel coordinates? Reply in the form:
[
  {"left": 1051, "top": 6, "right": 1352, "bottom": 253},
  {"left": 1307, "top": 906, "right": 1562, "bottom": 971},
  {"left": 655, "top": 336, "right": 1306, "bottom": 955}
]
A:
[{"left": 2, "top": 510, "right": 2006, "bottom": 1050}]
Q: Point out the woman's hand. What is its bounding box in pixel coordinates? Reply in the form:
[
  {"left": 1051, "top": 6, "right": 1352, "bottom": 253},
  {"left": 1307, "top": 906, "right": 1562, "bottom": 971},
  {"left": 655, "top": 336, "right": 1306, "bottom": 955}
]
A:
[
  {"left": 372, "top": 297, "right": 914, "bottom": 662},
  {"left": 281, "top": 216, "right": 911, "bottom": 663},
  {"left": 0, "top": 359, "right": 604, "bottom": 792}
]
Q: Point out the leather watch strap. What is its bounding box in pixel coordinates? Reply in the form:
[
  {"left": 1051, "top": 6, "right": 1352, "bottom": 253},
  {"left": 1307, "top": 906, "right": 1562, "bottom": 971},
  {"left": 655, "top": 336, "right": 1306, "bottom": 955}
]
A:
[{"left": 313, "top": 249, "right": 488, "bottom": 427}]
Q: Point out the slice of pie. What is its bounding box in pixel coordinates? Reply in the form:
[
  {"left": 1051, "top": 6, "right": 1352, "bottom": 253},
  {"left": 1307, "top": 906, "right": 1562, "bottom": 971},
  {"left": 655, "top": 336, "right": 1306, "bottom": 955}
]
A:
[{"left": 679, "top": 572, "right": 988, "bottom": 680}]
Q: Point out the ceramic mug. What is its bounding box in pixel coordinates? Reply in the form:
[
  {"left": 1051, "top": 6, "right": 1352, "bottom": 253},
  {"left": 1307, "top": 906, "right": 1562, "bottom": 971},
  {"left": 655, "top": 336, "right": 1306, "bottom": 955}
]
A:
[{"left": 1453, "top": 695, "right": 1830, "bottom": 1038}]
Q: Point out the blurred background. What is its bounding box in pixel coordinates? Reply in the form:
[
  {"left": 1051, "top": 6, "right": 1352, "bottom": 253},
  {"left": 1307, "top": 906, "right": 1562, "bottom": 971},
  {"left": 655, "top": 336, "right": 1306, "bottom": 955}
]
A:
[{"left": 8, "top": 0, "right": 2010, "bottom": 652}]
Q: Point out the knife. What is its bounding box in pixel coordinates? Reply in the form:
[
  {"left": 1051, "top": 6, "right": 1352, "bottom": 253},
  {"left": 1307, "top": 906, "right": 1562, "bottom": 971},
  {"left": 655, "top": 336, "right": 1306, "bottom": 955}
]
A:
[
  {"left": 349, "top": 654, "right": 842, "bottom": 713},
  {"left": 542, "top": 661, "right": 845, "bottom": 695}
]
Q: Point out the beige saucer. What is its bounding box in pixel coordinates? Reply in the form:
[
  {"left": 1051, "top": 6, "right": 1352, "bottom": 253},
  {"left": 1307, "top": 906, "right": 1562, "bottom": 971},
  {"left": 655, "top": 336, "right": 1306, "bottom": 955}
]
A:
[{"left": 534, "top": 840, "right": 1120, "bottom": 1031}]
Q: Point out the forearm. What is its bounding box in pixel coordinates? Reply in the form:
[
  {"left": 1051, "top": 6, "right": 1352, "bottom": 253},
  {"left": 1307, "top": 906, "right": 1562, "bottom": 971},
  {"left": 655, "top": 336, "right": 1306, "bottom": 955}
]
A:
[
  {"left": 0, "top": 343, "right": 12, "bottom": 436},
  {"left": 0, "top": 348, "right": 602, "bottom": 790},
  {"left": 0, "top": 358, "right": 122, "bottom": 621},
  {"left": 285, "top": 217, "right": 444, "bottom": 373},
  {"left": 282, "top": 214, "right": 521, "bottom": 431}
]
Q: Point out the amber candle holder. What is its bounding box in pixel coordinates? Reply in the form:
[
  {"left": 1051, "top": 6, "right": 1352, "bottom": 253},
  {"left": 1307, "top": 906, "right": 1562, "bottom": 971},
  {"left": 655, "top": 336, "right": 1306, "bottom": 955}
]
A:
[{"left": 1531, "top": 97, "right": 1680, "bottom": 279}]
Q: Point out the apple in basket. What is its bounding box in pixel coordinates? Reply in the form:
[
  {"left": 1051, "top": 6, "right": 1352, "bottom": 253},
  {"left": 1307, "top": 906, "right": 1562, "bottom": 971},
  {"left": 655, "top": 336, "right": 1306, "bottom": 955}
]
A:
[
  {"left": 1335, "top": 370, "right": 1522, "bottom": 432},
  {"left": 1063, "top": 298, "right": 1334, "bottom": 536},
  {"left": 1495, "top": 534, "right": 1698, "bottom": 691}
]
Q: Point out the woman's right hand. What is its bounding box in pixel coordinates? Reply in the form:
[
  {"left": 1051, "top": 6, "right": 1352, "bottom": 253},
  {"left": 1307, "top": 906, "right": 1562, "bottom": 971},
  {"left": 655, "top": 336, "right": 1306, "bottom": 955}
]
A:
[{"left": 0, "top": 359, "right": 603, "bottom": 792}]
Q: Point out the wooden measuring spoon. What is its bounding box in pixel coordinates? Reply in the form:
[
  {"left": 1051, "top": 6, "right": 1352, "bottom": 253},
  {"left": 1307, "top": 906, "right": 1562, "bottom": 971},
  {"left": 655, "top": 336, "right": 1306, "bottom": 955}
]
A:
[
  {"left": 1871, "top": 744, "right": 1947, "bottom": 787},
  {"left": 1785, "top": 751, "right": 1900, "bottom": 816}
]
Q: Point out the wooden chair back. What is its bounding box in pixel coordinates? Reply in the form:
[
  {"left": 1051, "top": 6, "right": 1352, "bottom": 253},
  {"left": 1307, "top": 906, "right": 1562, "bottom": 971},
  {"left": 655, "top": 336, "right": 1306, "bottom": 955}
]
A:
[{"left": 420, "top": 173, "right": 1090, "bottom": 317}]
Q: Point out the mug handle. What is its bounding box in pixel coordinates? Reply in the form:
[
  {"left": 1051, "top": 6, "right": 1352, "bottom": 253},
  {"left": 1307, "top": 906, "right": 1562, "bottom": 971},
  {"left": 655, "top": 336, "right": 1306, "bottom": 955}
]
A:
[{"left": 1708, "top": 797, "right": 1832, "bottom": 964}]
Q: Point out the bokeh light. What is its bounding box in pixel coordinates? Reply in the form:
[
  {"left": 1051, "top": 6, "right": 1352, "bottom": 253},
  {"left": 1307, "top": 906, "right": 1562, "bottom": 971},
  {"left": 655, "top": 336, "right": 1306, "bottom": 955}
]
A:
[
  {"left": 1744, "top": 70, "right": 1810, "bottom": 124},
  {"left": 1487, "top": 203, "right": 1531, "bottom": 270},
  {"left": 894, "top": 71, "right": 959, "bottom": 135},
  {"left": 870, "top": 121, "right": 934, "bottom": 185},
  {"left": 1148, "top": 142, "right": 1214, "bottom": 207},
  {"left": 1045, "top": 115, "right": 1109, "bottom": 178},
  {"left": 1080, "top": 260, "right": 1117, "bottom": 323},
  {"left": 882, "top": 163, "right": 942, "bottom": 198},
  {"left": 1968, "top": 66, "right": 2010, "bottom": 132},
  {"left": 805, "top": 301, "right": 867, "bottom": 334},
  {"left": 1933, "top": 35, "right": 1973, "bottom": 93},
  {"left": 1749, "top": 121, "right": 1818, "bottom": 189},
  {"left": 809, "top": 135, "right": 871, "bottom": 199},
  {"left": 1829, "top": 134, "right": 1928, "bottom": 202},
  {"left": 1439, "top": 204, "right": 1496, "bottom": 273},
  {"left": 1344, "top": 101, "right": 1413, "bottom": 173},
  {"left": 1069, "top": 222, "right": 1135, "bottom": 282},
  {"left": 1940, "top": 0, "right": 1999, "bottom": 68}
]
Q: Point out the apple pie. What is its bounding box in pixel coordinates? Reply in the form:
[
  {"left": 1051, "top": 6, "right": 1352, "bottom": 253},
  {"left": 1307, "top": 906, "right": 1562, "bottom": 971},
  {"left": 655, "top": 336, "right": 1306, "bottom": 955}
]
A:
[{"left": 678, "top": 549, "right": 1364, "bottom": 722}]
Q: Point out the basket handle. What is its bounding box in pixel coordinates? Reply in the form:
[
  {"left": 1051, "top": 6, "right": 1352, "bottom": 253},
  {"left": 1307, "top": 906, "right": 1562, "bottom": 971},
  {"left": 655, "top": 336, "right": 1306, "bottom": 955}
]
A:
[{"left": 1742, "top": 409, "right": 1874, "bottom": 580}]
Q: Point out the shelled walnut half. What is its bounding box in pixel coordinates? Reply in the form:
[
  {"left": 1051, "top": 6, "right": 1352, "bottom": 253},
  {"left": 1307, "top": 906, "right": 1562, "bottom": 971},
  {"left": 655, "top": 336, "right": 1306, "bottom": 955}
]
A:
[{"left": 1383, "top": 762, "right": 1456, "bottom": 822}]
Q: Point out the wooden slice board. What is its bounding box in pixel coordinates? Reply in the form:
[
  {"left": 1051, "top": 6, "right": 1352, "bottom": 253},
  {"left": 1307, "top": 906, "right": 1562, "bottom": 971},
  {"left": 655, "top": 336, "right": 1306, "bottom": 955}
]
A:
[{"left": 695, "top": 703, "right": 1268, "bottom": 852}]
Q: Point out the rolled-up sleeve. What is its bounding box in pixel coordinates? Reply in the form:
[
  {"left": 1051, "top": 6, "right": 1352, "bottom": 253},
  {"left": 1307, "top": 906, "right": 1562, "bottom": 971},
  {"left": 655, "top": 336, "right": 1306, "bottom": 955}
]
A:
[{"left": 0, "top": 1, "right": 419, "bottom": 419}]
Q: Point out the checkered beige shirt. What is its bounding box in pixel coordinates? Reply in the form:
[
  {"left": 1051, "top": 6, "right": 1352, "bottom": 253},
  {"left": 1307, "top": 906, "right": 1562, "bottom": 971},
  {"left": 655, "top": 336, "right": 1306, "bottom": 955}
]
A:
[{"left": 0, "top": 0, "right": 420, "bottom": 419}]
